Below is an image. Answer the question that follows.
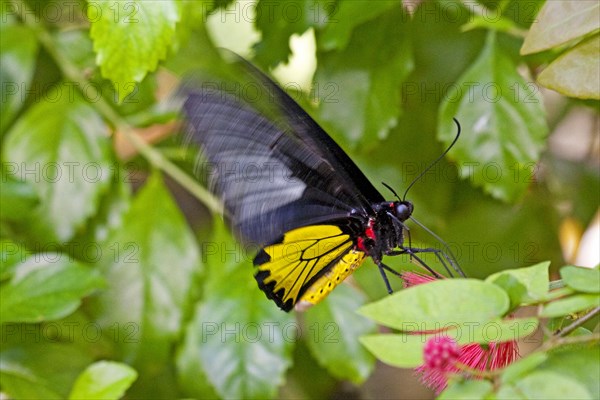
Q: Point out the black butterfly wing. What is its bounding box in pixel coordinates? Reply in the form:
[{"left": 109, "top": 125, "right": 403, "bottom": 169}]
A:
[
  {"left": 180, "top": 58, "right": 389, "bottom": 311},
  {"left": 181, "top": 60, "right": 383, "bottom": 247},
  {"left": 232, "top": 55, "right": 385, "bottom": 206}
]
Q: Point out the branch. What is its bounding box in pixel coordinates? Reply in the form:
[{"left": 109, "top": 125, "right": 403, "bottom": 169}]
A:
[{"left": 556, "top": 306, "right": 600, "bottom": 338}]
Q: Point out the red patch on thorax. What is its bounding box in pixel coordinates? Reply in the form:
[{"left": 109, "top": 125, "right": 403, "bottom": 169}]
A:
[
  {"left": 365, "top": 218, "right": 376, "bottom": 239},
  {"left": 356, "top": 237, "right": 367, "bottom": 252},
  {"left": 356, "top": 219, "right": 376, "bottom": 252}
]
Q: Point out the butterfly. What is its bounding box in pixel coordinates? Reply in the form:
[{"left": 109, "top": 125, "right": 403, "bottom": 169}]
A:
[{"left": 181, "top": 54, "right": 464, "bottom": 312}]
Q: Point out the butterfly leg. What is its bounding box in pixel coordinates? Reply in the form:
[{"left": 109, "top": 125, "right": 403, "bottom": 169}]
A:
[
  {"left": 429, "top": 247, "right": 465, "bottom": 277},
  {"left": 386, "top": 212, "right": 465, "bottom": 277},
  {"left": 406, "top": 247, "right": 464, "bottom": 278},
  {"left": 375, "top": 260, "right": 398, "bottom": 294},
  {"left": 387, "top": 247, "right": 447, "bottom": 278},
  {"left": 409, "top": 251, "right": 447, "bottom": 278},
  {"left": 413, "top": 247, "right": 463, "bottom": 277},
  {"left": 380, "top": 262, "right": 403, "bottom": 278}
]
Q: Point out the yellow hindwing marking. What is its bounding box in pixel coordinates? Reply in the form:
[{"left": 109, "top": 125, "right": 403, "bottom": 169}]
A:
[
  {"left": 256, "top": 225, "right": 357, "bottom": 307},
  {"left": 296, "top": 250, "right": 366, "bottom": 310}
]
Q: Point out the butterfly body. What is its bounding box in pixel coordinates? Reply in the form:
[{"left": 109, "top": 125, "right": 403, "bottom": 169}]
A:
[
  {"left": 354, "top": 200, "right": 413, "bottom": 259},
  {"left": 181, "top": 55, "right": 460, "bottom": 312}
]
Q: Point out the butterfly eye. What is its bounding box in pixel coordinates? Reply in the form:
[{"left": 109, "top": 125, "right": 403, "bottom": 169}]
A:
[{"left": 395, "top": 201, "right": 413, "bottom": 221}]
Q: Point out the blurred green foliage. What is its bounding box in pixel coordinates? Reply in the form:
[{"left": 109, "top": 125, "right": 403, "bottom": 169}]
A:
[{"left": 1, "top": 0, "right": 598, "bottom": 399}]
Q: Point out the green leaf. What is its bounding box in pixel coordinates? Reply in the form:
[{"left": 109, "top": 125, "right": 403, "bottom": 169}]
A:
[
  {"left": 315, "top": 4, "right": 413, "bottom": 145},
  {"left": 0, "top": 239, "right": 28, "bottom": 280},
  {"left": 69, "top": 361, "right": 138, "bottom": 400},
  {"left": 0, "top": 173, "right": 39, "bottom": 221},
  {"left": 0, "top": 342, "right": 93, "bottom": 399},
  {"left": 570, "top": 327, "right": 594, "bottom": 336},
  {"left": 0, "top": 254, "right": 105, "bottom": 323},
  {"left": 283, "top": 341, "right": 337, "bottom": 399},
  {"left": 540, "top": 294, "right": 600, "bottom": 318},
  {"left": 498, "top": 371, "right": 593, "bottom": 399},
  {"left": 359, "top": 334, "right": 425, "bottom": 368},
  {"left": 461, "top": 14, "right": 520, "bottom": 35},
  {"left": 537, "top": 347, "right": 600, "bottom": 399},
  {"left": 0, "top": 23, "right": 38, "bottom": 134},
  {"left": 3, "top": 93, "right": 113, "bottom": 242},
  {"left": 304, "top": 284, "right": 376, "bottom": 384},
  {"left": 212, "top": 0, "right": 236, "bottom": 10},
  {"left": 54, "top": 29, "right": 97, "bottom": 72},
  {"left": 89, "top": 171, "right": 199, "bottom": 398},
  {"left": 319, "top": 0, "right": 399, "bottom": 51},
  {"left": 252, "top": 0, "right": 314, "bottom": 67},
  {"left": 537, "top": 34, "right": 600, "bottom": 100},
  {"left": 438, "top": 31, "right": 548, "bottom": 202},
  {"left": 486, "top": 261, "right": 550, "bottom": 308},
  {"left": 177, "top": 221, "right": 294, "bottom": 399},
  {"left": 439, "top": 379, "right": 493, "bottom": 400},
  {"left": 78, "top": 166, "right": 132, "bottom": 246},
  {"left": 501, "top": 352, "right": 548, "bottom": 384},
  {"left": 88, "top": 0, "right": 179, "bottom": 101},
  {"left": 175, "top": 305, "right": 220, "bottom": 400},
  {"left": 2, "top": 311, "right": 114, "bottom": 357},
  {"left": 521, "top": 1, "right": 600, "bottom": 54},
  {"left": 53, "top": 28, "right": 159, "bottom": 115},
  {"left": 358, "top": 279, "right": 509, "bottom": 331},
  {"left": 561, "top": 265, "right": 600, "bottom": 294},
  {"left": 456, "top": 317, "right": 538, "bottom": 344},
  {"left": 178, "top": 296, "right": 295, "bottom": 400},
  {"left": 171, "top": 0, "right": 209, "bottom": 53}
]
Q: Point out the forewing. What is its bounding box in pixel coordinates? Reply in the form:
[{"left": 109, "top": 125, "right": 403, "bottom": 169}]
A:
[
  {"left": 182, "top": 78, "right": 376, "bottom": 245},
  {"left": 232, "top": 54, "right": 385, "bottom": 205}
]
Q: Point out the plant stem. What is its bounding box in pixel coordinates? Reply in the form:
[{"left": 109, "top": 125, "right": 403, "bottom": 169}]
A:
[
  {"left": 548, "top": 279, "right": 565, "bottom": 290},
  {"left": 556, "top": 306, "right": 600, "bottom": 338},
  {"left": 13, "top": 0, "right": 222, "bottom": 215}
]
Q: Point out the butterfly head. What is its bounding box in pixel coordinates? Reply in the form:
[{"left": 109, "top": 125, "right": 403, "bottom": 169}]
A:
[
  {"left": 392, "top": 200, "right": 414, "bottom": 222},
  {"left": 380, "top": 182, "right": 413, "bottom": 222}
]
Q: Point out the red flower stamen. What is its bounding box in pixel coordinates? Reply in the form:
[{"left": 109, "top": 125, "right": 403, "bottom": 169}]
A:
[
  {"left": 416, "top": 338, "right": 520, "bottom": 394},
  {"left": 400, "top": 271, "right": 437, "bottom": 288}
]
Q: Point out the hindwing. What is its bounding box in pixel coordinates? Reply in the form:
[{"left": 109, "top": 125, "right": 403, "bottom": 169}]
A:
[{"left": 254, "top": 224, "right": 366, "bottom": 311}]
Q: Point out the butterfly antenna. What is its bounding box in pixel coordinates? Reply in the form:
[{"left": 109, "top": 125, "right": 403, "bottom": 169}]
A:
[
  {"left": 381, "top": 181, "right": 400, "bottom": 201},
  {"left": 402, "top": 118, "right": 461, "bottom": 201}
]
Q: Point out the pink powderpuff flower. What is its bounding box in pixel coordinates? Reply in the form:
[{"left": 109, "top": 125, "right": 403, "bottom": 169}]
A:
[
  {"left": 423, "top": 336, "right": 460, "bottom": 370},
  {"left": 416, "top": 339, "right": 519, "bottom": 394}
]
